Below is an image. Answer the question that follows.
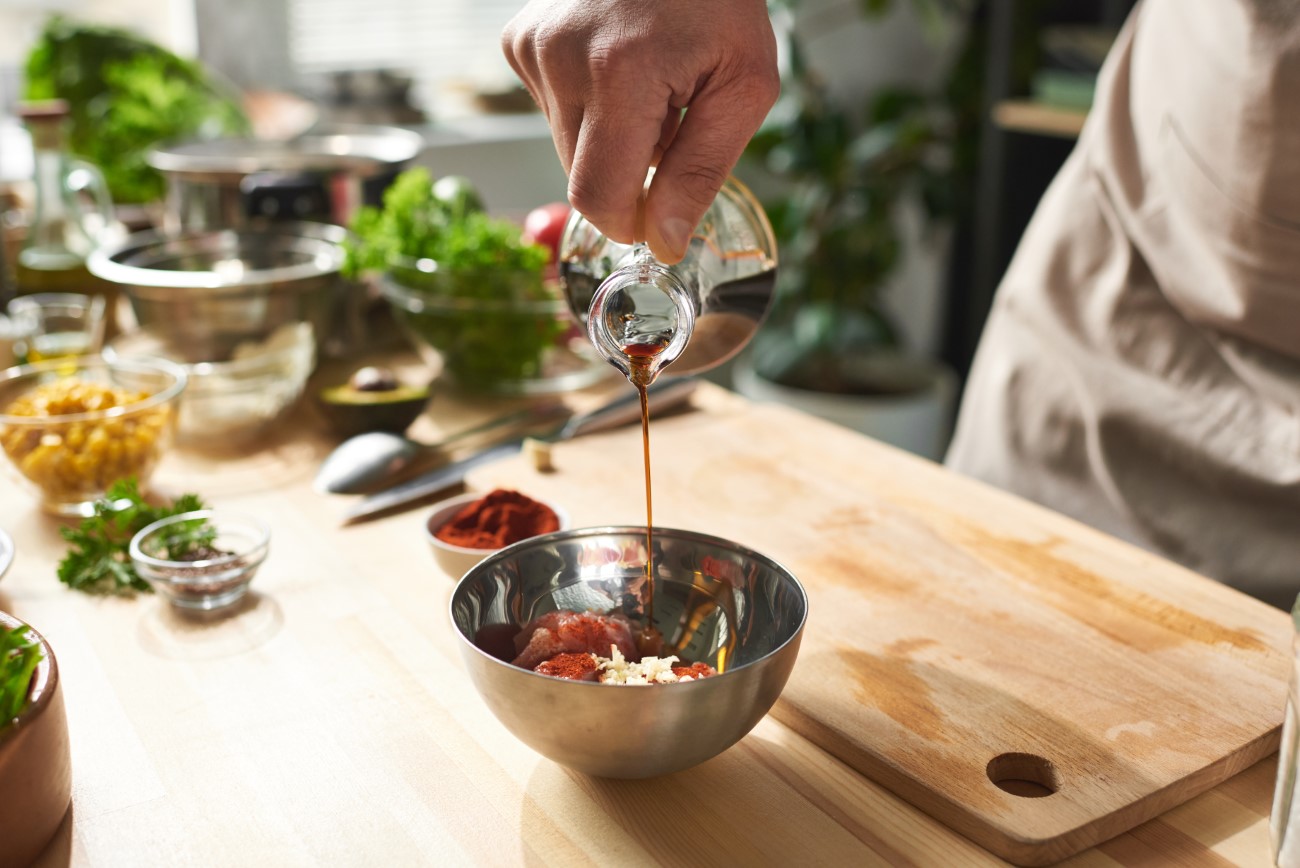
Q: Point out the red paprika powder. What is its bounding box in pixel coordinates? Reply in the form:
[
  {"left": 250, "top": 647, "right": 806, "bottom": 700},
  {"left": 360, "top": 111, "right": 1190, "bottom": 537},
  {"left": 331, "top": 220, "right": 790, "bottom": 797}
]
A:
[
  {"left": 671, "top": 662, "right": 717, "bottom": 680},
  {"left": 434, "top": 488, "right": 559, "bottom": 549},
  {"left": 534, "top": 652, "right": 599, "bottom": 681}
]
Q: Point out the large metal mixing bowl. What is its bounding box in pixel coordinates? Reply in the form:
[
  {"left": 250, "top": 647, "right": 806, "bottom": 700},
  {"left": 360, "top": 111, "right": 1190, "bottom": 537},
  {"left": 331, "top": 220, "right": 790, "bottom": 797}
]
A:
[
  {"left": 88, "top": 223, "right": 346, "bottom": 363},
  {"left": 449, "top": 526, "right": 808, "bottom": 779},
  {"left": 147, "top": 124, "right": 424, "bottom": 231}
]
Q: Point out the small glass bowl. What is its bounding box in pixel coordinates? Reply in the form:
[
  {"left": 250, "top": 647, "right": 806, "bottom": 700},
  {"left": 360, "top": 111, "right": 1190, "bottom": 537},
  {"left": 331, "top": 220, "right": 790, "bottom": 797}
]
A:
[
  {"left": 0, "top": 355, "right": 186, "bottom": 516},
  {"left": 425, "top": 491, "right": 569, "bottom": 579},
  {"left": 129, "top": 510, "right": 270, "bottom": 611}
]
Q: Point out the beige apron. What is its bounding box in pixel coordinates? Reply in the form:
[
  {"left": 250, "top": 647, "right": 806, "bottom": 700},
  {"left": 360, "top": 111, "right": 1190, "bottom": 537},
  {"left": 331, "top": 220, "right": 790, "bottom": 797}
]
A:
[{"left": 946, "top": 0, "right": 1300, "bottom": 609}]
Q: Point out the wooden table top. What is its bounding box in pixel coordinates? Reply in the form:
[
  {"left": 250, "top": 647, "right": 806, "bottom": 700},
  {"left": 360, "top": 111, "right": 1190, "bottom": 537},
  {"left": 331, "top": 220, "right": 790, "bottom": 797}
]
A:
[{"left": 0, "top": 379, "right": 1283, "bottom": 867}]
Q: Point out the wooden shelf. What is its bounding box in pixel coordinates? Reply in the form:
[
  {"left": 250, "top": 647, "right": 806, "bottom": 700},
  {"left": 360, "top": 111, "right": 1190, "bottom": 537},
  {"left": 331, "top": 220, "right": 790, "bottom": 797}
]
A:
[{"left": 993, "top": 99, "right": 1088, "bottom": 139}]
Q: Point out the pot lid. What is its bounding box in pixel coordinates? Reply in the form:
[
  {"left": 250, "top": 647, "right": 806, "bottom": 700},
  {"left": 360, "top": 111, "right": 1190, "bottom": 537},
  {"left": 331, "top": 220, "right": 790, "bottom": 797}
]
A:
[{"left": 147, "top": 124, "right": 424, "bottom": 177}]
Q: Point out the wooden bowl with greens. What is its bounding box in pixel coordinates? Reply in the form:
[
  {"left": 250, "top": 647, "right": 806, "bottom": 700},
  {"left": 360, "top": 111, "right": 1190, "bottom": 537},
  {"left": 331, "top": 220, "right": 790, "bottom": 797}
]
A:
[{"left": 0, "top": 611, "right": 71, "bottom": 867}]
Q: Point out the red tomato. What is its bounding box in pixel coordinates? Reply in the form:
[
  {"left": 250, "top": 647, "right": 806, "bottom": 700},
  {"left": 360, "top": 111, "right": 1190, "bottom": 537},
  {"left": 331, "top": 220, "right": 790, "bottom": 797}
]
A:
[{"left": 522, "top": 202, "right": 571, "bottom": 262}]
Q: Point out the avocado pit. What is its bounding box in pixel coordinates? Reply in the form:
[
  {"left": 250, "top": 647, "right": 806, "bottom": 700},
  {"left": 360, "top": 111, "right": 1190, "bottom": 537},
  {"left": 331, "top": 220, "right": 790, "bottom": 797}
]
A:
[{"left": 316, "top": 365, "right": 430, "bottom": 436}]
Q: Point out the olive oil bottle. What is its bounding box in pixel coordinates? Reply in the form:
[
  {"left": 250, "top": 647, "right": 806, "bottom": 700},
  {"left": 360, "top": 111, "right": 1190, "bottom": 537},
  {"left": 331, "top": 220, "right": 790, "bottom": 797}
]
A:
[{"left": 13, "top": 100, "right": 120, "bottom": 332}]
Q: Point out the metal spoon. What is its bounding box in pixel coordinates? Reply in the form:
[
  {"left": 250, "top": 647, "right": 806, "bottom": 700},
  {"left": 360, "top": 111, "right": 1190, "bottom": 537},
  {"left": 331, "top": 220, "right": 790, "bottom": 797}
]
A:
[{"left": 315, "top": 401, "right": 572, "bottom": 494}]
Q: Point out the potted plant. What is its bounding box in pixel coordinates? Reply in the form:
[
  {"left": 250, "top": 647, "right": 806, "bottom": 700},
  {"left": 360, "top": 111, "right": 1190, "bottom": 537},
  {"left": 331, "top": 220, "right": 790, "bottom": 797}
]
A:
[
  {"left": 733, "top": 0, "right": 973, "bottom": 459},
  {"left": 0, "top": 613, "right": 72, "bottom": 866},
  {"left": 24, "top": 16, "right": 249, "bottom": 210}
]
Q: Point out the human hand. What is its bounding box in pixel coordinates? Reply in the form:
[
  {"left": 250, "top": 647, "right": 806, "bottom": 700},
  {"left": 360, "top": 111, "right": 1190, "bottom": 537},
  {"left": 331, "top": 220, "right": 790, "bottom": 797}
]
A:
[{"left": 503, "top": 0, "right": 779, "bottom": 263}]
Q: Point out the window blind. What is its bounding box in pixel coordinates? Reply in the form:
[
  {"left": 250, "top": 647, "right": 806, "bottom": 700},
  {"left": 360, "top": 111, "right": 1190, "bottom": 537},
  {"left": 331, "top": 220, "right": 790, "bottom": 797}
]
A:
[{"left": 287, "top": 0, "right": 521, "bottom": 110}]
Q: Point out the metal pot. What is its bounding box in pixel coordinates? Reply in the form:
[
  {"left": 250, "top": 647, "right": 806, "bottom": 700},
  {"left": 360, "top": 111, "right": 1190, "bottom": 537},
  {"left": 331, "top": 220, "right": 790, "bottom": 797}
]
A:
[
  {"left": 87, "top": 222, "right": 346, "bottom": 363},
  {"left": 147, "top": 124, "right": 424, "bottom": 232}
]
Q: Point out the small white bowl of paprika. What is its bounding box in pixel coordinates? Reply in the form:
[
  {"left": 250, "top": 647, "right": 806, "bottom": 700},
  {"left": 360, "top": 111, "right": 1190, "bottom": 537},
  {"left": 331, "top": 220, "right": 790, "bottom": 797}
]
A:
[{"left": 424, "top": 489, "right": 568, "bottom": 579}]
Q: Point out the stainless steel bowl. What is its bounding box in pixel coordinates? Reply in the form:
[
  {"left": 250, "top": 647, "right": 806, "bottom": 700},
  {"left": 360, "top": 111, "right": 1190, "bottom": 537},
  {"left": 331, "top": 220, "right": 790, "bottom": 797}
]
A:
[
  {"left": 147, "top": 124, "right": 424, "bottom": 231},
  {"left": 449, "top": 526, "right": 808, "bottom": 778},
  {"left": 88, "top": 223, "right": 345, "bottom": 363}
]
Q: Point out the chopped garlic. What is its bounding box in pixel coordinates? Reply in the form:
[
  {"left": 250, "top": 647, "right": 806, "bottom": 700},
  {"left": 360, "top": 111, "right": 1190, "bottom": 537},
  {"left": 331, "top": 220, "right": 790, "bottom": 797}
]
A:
[
  {"left": 523, "top": 437, "right": 555, "bottom": 473},
  {"left": 596, "top": 645, "right": 700, "bottom": 684}
]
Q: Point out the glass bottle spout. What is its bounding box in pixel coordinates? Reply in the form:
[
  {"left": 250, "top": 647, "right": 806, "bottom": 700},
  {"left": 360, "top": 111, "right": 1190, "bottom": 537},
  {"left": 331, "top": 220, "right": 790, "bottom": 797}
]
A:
[
  {"left": 558, "top": 175, "right": 779, "bottom": 380},
  {"left": 586, "top": 243, "right": 695, "bottom": 387}
]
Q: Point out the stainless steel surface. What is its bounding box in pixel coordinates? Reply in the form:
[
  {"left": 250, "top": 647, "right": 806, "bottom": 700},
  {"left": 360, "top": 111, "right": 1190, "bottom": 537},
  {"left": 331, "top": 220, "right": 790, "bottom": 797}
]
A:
[
  {"left": 87, "top": 223, "right": 346, "bottom": 363},
  {"left": 343, "top": 378, "right": 699, "bottom": 523},
  {"left": 449, "top": 526, "right": 808, "bottom": 778},
  {"left": 148, "top": 124, "right": 424, "bottom": 231},
  {"left": 315, "top": 400, "right": 573, "bottom": 495},
  {"left": 147, "top": 125, "right": 424, "bottom": 177}
]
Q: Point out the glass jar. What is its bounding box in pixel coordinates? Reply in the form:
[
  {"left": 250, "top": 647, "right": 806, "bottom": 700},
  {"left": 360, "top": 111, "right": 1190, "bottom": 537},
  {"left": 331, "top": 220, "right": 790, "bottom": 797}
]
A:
[
  {"left": 13, "top": 100, "right": 121, "bottom": 332},
  {"left": 557, "top": 175, "right": 778, "bottom": 383}
]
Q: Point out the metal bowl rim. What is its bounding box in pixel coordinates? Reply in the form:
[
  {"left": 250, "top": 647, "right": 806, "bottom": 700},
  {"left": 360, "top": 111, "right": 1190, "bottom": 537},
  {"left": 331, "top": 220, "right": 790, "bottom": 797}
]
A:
[
  {"left": 145, "top": 124, "right": 425, "bottom": 176},
  {"left": 87, "top": 226, "right": 345, "bottom": 290},
  {"left": 448, "top": 524, "right": 809, "bottom": 685}
]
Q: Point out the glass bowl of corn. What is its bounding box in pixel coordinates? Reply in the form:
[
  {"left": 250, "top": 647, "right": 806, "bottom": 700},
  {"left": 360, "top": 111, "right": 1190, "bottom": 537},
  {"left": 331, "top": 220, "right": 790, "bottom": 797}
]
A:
[{"left": 0, "top": 356, "right": 186, "bottom": 516}]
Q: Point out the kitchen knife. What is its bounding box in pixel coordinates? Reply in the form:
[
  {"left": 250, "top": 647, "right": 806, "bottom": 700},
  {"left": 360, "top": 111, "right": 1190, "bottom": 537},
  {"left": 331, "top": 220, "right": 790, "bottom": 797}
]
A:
[{"left": 341, "top": 377, "right": 699, "bottom": 524}]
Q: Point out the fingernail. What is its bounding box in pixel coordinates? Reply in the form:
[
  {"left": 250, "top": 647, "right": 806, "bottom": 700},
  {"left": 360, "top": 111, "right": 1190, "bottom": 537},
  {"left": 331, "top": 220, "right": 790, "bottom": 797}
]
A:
[{"left": 658, "top": 217, "right": 692, "bottom": 262}]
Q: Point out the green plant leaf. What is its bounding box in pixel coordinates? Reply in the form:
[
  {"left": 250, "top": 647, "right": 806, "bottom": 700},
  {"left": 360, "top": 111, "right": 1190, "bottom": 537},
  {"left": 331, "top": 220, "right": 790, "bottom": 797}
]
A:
[
  {"left": 56, "top": 478, "right": 213, "bottom": 595},
  {"left": 1, "top": 626, "right": 44, "bottom": 727},
  {"left": 24, "top": 16, "right": 248, "bottom": 204},
  {"left": 345, "top": 167, "right": 562, "bottom": 386},
  {"left": 739, "top": 0, "right": 980, "bottom": 341},
  {"left": 848, "top": 124, "right": 903, "bottom": 169}
]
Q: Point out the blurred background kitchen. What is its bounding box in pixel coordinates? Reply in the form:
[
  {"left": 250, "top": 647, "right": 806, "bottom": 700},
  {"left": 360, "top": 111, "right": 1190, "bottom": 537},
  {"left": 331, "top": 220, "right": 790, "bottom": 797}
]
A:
[{"left": 0, "top": 0, "right": 1136, "bottom": 460}]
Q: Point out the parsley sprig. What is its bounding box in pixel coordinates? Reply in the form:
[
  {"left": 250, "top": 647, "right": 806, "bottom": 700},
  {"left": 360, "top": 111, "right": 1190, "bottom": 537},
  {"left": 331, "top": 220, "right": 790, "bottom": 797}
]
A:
[
  {"left": 342, "top": 167, "right": 549, "bottom": 278},
  {"left": 1, "top": 625, "right": 43, "bottom": 728},
  {"left": 57, "top": 478, "right": 211, "bottom": 595}
]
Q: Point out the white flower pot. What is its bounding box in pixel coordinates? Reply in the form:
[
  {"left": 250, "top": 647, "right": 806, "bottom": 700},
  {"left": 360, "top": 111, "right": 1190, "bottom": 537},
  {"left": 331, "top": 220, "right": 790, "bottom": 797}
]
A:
[{"left": 732, "top": 354, "right": 957, "bottom": 461}]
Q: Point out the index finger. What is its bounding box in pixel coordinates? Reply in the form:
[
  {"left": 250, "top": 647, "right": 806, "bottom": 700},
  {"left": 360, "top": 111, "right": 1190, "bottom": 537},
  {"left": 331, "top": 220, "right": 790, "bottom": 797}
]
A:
[
  {"left": 644, "top": 68, "right": 778, "bottom": 262},
  {"left": 566, "top": 83, "right": 676, "bottom": 245}
]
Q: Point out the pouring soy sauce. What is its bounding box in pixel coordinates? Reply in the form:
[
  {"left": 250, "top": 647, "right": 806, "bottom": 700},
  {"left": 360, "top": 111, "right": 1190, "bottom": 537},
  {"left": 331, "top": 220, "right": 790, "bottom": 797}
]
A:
[{"left": 570, "top": 181, "right": 776, "bottom": 660}]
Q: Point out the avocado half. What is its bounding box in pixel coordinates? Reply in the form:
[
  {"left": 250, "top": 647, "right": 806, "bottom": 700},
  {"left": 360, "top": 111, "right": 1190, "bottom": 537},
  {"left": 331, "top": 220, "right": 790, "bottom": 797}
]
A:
[{"left": 316, "top": 367, "right": 431, "bottom": 437}]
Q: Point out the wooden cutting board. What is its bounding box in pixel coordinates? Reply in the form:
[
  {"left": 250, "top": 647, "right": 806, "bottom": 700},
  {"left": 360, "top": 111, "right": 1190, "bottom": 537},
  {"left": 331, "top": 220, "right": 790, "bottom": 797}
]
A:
[{"left": 468, "top": 392, "right": 1292, "bottom": 866}]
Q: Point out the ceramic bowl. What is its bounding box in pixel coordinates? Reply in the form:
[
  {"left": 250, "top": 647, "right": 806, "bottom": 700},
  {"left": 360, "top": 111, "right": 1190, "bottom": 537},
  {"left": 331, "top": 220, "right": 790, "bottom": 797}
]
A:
[
  {"left": 0, "top": 611, "right": 71, "bottom": 867},
  {"left": 129, "top": 510, "right": 270, "bottom": 611},
  {"left": 0, "top": 355, "right": 186, "bottom": 516},
  {"left": 449, "top": 526, "right": 808, "bottom": 778},
  {"left": 425, "top": 490, "right": 569, "bottom": 580}
]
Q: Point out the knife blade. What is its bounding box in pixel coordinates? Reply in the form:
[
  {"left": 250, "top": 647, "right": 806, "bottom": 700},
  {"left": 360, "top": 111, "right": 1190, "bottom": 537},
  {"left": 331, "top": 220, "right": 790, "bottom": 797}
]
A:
[{"left": 341, "top": 377, "right": 699, "bottom": 524}]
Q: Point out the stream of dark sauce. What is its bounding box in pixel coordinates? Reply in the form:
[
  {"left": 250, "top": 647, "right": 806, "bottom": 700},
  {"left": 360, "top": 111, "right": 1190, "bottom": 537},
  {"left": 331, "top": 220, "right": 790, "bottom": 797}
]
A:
[{"left": 623, "top": 341, "right": 667, "bottom": 657}]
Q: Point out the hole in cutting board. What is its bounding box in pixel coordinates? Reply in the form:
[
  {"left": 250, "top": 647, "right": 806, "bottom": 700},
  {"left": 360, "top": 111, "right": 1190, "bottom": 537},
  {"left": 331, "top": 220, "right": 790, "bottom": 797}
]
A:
[{"left": 987, "top": 753, "right": 1060, "bottom": 798}]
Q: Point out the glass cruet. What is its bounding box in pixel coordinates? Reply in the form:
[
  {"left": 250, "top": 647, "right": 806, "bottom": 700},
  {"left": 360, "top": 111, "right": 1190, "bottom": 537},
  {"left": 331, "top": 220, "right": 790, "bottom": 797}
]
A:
[
  {"left": 558, "top": 174, "right": 778, "bottom": 382},
  {"left": 583, "top": 199, "right": 696, "bottom": 387},
  {"left": 16, "top": 100, "right": 116, "bottom": 279}
]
